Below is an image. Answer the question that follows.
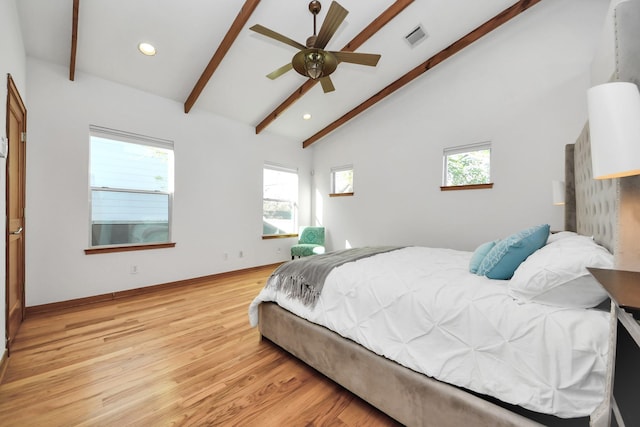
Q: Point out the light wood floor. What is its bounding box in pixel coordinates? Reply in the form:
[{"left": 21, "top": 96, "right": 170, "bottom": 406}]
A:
[{"left": 0, "top": 265, "right": 402, "bottom": 426}]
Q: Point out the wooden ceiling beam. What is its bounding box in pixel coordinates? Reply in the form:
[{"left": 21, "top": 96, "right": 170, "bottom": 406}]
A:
[
  {"left": 184, "top": 0, "right": 261, "bottom": 114},
  {"left": 255, "top": 0, "right": 414, "bottom": 135},
  {"left": 69, "top": 0, "right": 79, "bottom": 81},
  {"left": 302, "top": 0, "right": 542, "bottom": 148}
]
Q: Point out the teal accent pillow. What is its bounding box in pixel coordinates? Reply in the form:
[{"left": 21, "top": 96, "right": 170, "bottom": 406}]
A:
[
  {"left": 469, "top": 240, "right": 498, "bottom": 274},
  {"left": 476, "top": 224, "right": 550, "bottom": 280}
]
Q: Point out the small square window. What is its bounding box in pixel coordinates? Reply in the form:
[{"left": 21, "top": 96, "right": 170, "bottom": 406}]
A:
[
  {"left": 331, "top": 165, "right": 353, "bottom": 195},
  {"left": 443, "top": 143, "right": 491, "bottom": 187}
]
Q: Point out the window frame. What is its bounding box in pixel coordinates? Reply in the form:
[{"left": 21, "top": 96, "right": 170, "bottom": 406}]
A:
[
  {"left": 330, "top": 164, "right": 354, "bottom": 197},
  {"left": 441, "top": 141, "right": 493, "bottom": 191},
  {"left": 87, "top": 125, "right": 175, "bottom": 252},
  {"left": 262, "top": 162, "right": 299, "bottom": 238}
]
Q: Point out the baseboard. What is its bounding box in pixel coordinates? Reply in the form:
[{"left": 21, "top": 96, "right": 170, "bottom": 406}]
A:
[
  {"left": 0, "top": 349, "right": 8, "bottom": 384},
  {"left": 26, "top": 262, "right": 282, "bottom": 317}
]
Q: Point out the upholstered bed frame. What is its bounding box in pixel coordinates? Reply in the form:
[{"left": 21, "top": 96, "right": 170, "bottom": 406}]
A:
[{"left": 258, "top": 2, "right": 640, "bottom": 426}]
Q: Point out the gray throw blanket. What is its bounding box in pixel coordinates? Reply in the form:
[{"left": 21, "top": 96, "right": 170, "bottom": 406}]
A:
[{"left": 267, "top": 246, "right": 404, "bottom": 308}]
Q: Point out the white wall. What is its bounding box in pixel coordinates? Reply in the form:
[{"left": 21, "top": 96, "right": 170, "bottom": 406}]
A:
[
  {"left": 311, "top": 0, "right": 609, "bottom": 252},
  {"left": 25, "top": 58, "right": 311, "bottom": 306},
  {"left": 0, "top": 0, "right": 26, "bottom": 353}
]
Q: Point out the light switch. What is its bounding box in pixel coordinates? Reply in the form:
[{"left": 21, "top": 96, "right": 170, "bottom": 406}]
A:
[{"left": 0, "top": 137, "right": 7, "bottom": 158}]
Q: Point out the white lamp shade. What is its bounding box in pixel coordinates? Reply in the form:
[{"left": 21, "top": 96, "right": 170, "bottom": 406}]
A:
[
  {"left": 552, "top": 180, "right": 565, "bottom": 205},
  {"left": 587, "top": 82, "right": 640, "bottom": 179}
]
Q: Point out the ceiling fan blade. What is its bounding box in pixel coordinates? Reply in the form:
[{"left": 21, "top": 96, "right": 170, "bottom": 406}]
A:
[
  {"left": 314, "top": 1, "right": 348, "bottom": 49},
  {"left": 266, "top": 63, "right": 294, "bottom": 80},
  {"left": 249, "top": 24, "right": 306, "bottom": 50},
  {"left": 319, "top": 76, "right": 335, "bottom": 93},
  {"left": 332, "top": 51, "right": 381, "bottom": 67}
]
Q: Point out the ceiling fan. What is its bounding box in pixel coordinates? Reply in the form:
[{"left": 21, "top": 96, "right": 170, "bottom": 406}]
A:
[{"left": 249, "top": 1, "right": 381, "bottom": 93}]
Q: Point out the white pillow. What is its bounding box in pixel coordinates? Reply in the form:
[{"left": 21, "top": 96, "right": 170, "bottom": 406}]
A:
[
  {"left": 509, "top": 235, "right": 613, "bottom": 308},
  {"left": 546, "top": 231, "right": 578, "bottom": 244}
]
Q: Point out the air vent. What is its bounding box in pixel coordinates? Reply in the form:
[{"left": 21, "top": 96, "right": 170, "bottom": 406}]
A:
[{"left": 405, "top": 25, "right": 427, "bottom": 47}]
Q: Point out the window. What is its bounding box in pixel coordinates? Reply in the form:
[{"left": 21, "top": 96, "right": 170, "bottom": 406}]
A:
[
  {"left": 330, "top": 165, "right": 354, "bottom": 196},
  {"left": 442, "top": 142, "right": 492, "bottom": 189},
  {"left": 89, "top": 126, "right": 174, "bottom": 248},
  {"left": 263, "top": 163, "right": 298, "bottom": 236}
]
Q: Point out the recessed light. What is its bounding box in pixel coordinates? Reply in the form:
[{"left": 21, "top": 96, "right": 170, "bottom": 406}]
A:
[
  {"left": 303, "top": 113, "right": 312, "bottom": 120},
  {"left": 138, "top": 42, "right": 157, "bottom": 56}
]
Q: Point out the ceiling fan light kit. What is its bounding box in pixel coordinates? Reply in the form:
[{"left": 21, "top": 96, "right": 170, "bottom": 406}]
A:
[
  {"left": 293, "top": 49, "right": 337, "bottom": 80},
  {"left": 250, "top": 1, "right": 381, "bottom": 92}
]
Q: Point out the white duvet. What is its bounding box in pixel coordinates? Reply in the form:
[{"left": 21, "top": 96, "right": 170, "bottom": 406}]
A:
[{"left": 249, "top": 247, "right": 609, "bottom": 418}]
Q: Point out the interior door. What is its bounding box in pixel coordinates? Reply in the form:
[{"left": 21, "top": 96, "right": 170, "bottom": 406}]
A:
[{"left": 6, "top": 74, "right": 26, "bottom": 354}]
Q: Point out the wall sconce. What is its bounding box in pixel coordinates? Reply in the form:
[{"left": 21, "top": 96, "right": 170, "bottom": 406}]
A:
[
  {"left": 587, "top": 82, "right": 640, "bottom": 179},
  {"left": 552, "top": 180, "right": 565, "bottom": 205}
]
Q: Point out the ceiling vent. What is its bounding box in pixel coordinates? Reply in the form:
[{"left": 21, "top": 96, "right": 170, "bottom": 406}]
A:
[{"left": 404, "top": 25, "right": 427, "bottom": 48}]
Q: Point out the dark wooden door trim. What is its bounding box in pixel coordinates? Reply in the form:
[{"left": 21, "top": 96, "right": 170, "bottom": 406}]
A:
[{"left": 5, "top": 74, "right": 27, "bottom": 355}]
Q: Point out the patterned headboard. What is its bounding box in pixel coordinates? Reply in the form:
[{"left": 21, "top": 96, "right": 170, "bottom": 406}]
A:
[
  {"left": 567, "top": 122, "right": 640, "bottom": 270},
  {"left": 567, "top": 125, "right": 618, "bottom": 253}
]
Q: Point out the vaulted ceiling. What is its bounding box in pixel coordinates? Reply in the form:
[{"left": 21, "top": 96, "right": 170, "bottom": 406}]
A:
[{"left": 17, "top": 0, "right": 541, "bottom": 147}]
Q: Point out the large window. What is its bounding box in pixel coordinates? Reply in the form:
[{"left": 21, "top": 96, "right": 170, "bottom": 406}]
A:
[
  {"left": 89, "top": 126, "right": 174, "bottom": 247},
  {"left": 263, "top": 163, "right": 298, "bottom": 236},
  {"left": 442, "top": 142, "right": 492, "bottom": 188}
]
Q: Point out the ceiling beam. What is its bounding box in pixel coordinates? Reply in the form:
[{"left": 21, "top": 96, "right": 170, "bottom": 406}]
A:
[
  {"left": 302, "top": 0, "right": 543, "bottom": 148},
  {"left": 184, "top": 0, "right": 261, "bottom": 114},
  {"left": 69, "top": 0, "right": 79, "bottom": 81},
  {"left": 255, "top": 0, "right": 414, "bottom": 135}
]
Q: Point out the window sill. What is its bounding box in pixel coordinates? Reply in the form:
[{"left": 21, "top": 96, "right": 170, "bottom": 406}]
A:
[
  {"left": 85, "top": 242, "right": 176, "bottom": 255},
  {"left": 262, "top": 234, "right": 298, "bottom": 240},
  {"left": 329, "top": 192, "right": 354, "bottom": 198},
  {"left": 440, "top": 183, "right": 493, "bottom": 191}
]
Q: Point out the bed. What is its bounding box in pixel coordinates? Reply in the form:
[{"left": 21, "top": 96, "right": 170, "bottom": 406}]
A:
[
  {"left": 249, "top": 230, "right": 613, "bottom": 426},
  {"left": 249, "top": 2, "right": 640, "bottom": 426}
]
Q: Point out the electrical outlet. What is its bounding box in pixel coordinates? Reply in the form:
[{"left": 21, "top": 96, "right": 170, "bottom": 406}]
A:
[
  {"left": 277, "top": 247, "right": 281, "bottom": 254},
  {"left": 239, "top": 250, "right": 244, "bottom": 258},
  {"left": 130, "top": 265, "right": 138, "bottom": 274},
  {"left": 223, "top": 252, "right": 228, "bottom": 261}
]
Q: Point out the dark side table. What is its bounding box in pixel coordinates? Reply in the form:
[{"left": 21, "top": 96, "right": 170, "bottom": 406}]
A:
[
  {"left": 588, "top": 267, "right": 640, "bottom": 427},
  {"left": 589, "top": 268, "right": 640, "bottom": 345}
]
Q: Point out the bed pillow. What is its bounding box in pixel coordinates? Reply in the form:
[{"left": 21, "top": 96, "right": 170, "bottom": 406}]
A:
[
  {"left": 509, "top": 234, "right": 613, "bottom": 308},
  {"left": 469, "top": 240, "right": 497, "bottom": 274},
  {"left": 476, "top": 224, "right": 550, "bottom": 280},
  {"left": 546, "top": 231, "right": 578, "bottom": 244}
]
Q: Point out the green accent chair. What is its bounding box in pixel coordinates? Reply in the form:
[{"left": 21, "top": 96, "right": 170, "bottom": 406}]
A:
[{"left": 291, "top": 226, "right": 325, "bottom": 259}]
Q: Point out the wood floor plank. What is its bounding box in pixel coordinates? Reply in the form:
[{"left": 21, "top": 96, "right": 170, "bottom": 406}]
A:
[{"left": 0, "top": 265, "right": 402, "bottom": 426}]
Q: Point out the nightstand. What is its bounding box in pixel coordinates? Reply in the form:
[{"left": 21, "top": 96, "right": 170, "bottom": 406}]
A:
[
  {"left": 589, "top": 268, "right": 640, "bottom": 345},
  {"left": 588, "top": 267, "right": 640, "bottom": 427}
]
